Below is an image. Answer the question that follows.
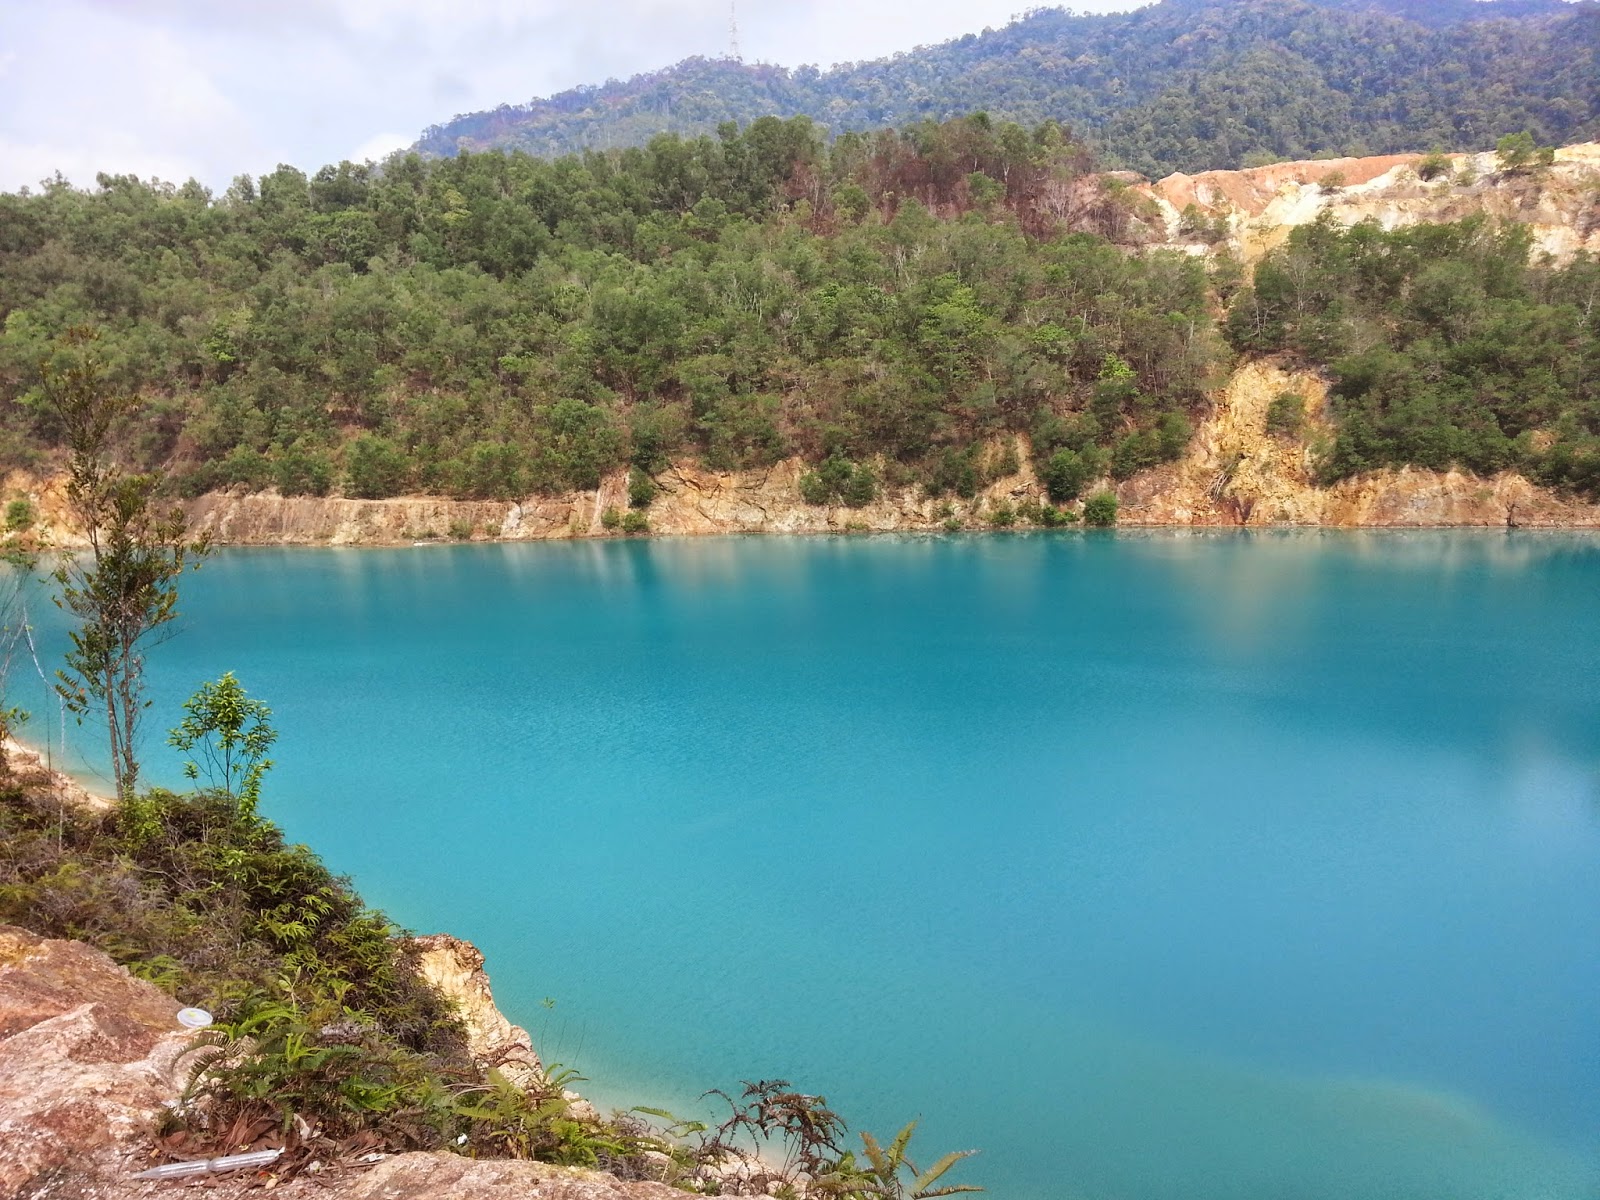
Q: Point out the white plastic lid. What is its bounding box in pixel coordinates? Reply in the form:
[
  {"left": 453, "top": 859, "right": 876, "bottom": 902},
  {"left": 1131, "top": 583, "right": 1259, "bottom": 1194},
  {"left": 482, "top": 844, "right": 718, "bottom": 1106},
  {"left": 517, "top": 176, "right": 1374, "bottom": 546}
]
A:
[{"left": 176, "top": 1007, "right": 214, "bottom": 1029}]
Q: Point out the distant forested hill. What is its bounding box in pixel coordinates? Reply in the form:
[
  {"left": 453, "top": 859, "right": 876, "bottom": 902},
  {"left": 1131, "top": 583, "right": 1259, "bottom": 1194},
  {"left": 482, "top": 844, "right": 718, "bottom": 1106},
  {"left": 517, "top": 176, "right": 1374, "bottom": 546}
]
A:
[
  {"left": 4, "top": 115, "right": 1599, "bottom": 511},
  {"left": 415, "top": 0, "right": 1599, "bottom": 177}
]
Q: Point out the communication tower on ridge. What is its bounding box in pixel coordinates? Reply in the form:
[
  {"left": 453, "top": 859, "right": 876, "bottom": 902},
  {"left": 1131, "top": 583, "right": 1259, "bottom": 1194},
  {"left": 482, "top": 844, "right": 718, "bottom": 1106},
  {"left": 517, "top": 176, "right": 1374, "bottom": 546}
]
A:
[{"left": 729, "top": 0, "right": 742, "bottom": 62}]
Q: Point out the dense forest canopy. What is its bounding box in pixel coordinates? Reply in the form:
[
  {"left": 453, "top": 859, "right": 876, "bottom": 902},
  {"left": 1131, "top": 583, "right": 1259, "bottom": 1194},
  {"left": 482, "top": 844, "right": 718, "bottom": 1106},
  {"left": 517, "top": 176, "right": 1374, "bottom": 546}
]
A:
[
  {"left": 0, "top": 117, "right": 1215, "bottom": 505},
  {"left": 416, "top": 0, "right": 1600, "bottom": 177},
  {"left": 2, "top": 113, "right": 1597, "bottom": 508},
  {"left": 1227, "top": 214, "right": 1600, "bottom": 493}
]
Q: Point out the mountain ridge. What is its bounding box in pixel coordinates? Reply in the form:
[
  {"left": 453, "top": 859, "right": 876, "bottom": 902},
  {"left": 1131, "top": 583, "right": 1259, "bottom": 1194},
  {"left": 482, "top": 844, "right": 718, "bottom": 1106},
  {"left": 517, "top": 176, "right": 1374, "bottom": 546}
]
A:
[{"left": 414, "top": 0, "right": 1600, "bottom": 176}]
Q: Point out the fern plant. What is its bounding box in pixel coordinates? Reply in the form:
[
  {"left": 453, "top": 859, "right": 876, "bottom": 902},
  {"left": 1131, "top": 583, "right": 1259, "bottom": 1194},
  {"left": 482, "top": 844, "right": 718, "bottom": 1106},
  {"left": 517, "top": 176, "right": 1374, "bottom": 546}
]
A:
[{"left": 815, "top": 1121, "right": 981, "bottom": 1199}]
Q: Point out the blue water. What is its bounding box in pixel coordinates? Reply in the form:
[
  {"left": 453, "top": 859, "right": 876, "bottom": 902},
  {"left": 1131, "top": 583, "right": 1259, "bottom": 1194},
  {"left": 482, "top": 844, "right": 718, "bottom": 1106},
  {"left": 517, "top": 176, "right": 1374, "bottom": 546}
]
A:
[{"left": 14, "top": 531, "right": 1600, "bottom": 1199}]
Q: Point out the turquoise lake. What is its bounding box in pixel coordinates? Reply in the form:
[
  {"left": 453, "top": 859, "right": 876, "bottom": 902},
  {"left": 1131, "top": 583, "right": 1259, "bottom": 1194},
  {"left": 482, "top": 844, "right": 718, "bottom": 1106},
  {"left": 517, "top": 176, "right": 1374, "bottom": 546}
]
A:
[{"left": 15, "top": 531, "right": 1600, "bottom": 1199}]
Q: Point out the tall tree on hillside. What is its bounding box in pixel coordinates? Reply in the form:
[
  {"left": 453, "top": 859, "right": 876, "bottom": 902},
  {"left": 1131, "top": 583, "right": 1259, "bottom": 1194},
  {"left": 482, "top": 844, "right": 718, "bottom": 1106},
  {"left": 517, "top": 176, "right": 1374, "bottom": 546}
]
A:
[{"left": 41, "top": 327, "right": 209, "bottom": 805}]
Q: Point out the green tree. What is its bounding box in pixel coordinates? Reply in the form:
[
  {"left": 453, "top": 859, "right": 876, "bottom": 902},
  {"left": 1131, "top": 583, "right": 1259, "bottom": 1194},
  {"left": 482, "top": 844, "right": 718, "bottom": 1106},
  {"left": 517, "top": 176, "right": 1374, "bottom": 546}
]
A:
[
  {"left": 1082, "top": 491, "right": 1119, "bottom": 527},
  {"left": 1041, "top": 449, "right": 1094, "bottom": 503},
  {"left": 0, "top": 544, "right": 35, "bottom": 777},
  {"left": 628, "top": 466, "right": 658, "bottom": 509},
  {"left": 43, "top": 329, "right": 209, "bottom": 803},
  {"left": 168, "top": 672, "right": 278, "bottom": 817},
  {"left": 1495, "top": 131, "right": 1554, "bottom": 175},
  {"left": 1416, "top": 152, "right": 1452, "bottom": 181},
  {"left": 346, "top": 435, "right": 411, "bottom": 499}
]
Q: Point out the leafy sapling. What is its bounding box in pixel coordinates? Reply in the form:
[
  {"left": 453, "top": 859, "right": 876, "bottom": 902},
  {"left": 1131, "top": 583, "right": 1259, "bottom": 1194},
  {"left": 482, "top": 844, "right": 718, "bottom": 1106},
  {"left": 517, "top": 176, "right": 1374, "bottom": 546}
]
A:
[{"left": 168, "top": 672, "right": 277, "bottom": 817}]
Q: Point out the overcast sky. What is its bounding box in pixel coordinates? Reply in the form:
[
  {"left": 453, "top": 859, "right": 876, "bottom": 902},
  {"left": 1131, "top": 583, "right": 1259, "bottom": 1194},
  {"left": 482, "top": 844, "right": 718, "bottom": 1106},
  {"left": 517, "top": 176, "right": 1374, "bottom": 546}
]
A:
[{"left": 0, "top": 0, "right": 1150, "bottom": 195}]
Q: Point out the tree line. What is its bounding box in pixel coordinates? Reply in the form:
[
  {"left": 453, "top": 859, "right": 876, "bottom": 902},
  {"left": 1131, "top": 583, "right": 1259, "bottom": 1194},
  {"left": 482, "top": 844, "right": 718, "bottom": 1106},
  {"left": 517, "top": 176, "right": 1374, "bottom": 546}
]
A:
[
  {"left": 0, "top": 115, "right": 1212, "bottom": 506},
  {"left": 3, "top": 112, "right": 1597, "bottom": 513},
  {"left": 418, "top": 0, "right": 1600, "bottom": 178}
]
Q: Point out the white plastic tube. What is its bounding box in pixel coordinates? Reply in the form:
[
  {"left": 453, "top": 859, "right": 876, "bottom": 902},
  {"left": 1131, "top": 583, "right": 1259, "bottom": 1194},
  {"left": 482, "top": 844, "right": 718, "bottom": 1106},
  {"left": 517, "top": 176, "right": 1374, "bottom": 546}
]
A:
[{"left": 131, "top": 1148, "right": 283, "bottom": 1180}]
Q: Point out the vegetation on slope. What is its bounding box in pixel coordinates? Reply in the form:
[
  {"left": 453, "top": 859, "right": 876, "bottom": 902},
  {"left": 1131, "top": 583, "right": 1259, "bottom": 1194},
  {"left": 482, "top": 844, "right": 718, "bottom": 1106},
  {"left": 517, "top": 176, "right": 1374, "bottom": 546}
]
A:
[
  {"left": 2, "top": 753, "right": 981, "bottom": 1191},
  {"left": 416, "top": 0, "right": 1600, "bottom": 177},
  {"left": 2, "top": 112, "right": 1598, "bottom": 516},
  {"left": 0, "top": 116, "right": 1212, "bottom": 507},
  {"left": 1226, "top": 211, "right": 1600, "bottom": 490}
]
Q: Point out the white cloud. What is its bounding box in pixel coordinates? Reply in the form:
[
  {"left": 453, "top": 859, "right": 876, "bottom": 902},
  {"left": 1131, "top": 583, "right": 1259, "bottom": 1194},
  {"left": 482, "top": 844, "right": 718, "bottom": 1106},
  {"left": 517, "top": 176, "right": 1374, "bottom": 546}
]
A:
[
  {"left": 351, "top": 131, "right": 414, "bottom": 163},
  {"left": 0, "top": 0, "right": 1151, "bottom": 193}
]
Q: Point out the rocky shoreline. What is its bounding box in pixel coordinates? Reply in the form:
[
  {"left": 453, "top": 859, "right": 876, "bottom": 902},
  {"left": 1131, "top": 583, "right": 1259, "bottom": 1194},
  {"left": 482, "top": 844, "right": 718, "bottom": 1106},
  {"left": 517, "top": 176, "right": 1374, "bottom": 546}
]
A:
[{"left": 0, "top": 742, "right": 793, "bottom": 1199}]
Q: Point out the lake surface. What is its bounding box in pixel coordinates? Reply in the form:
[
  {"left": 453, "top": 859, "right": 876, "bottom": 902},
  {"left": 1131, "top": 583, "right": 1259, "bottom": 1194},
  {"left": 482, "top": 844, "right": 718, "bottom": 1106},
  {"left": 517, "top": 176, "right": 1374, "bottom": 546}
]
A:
[{"left": 16, "top": 531, "right": 1600, "bottom": 1199}]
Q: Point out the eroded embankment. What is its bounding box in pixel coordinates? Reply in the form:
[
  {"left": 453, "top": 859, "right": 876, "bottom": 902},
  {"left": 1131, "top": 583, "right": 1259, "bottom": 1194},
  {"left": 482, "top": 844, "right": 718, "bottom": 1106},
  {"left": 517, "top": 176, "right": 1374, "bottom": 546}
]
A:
[
  {"left": 1140, "top": 142, "right": 1600, "bottom": 265},
  {"left": 12, "top": 355, "right": 1598, "bottom": 550},
  {"left": 161, "top": 358, "right": 1600, "bottom": 544}
]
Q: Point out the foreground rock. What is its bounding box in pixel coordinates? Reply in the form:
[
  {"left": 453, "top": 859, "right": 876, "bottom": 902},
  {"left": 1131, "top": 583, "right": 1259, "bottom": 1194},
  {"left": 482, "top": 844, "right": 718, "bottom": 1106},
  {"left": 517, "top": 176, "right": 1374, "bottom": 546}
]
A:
[
  {"left": 300, "top": 1154, "right": 687, "bottom": 1199},
  {"left": 0, "top": 926, "right": 688, "bottom": 1200},
  {"left": 0, "top": 924, "right": 189, "bottom": 1197}
]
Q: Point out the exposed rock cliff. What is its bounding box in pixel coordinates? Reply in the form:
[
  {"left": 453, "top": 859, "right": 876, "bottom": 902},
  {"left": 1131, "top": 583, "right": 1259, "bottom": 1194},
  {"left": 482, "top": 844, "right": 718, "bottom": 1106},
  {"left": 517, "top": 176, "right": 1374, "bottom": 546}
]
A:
[
  {"left": 0, "top": 925, "right": 189, "bottom": 1197},
  {"left": 14, "top": 386, "right": 1599, "bottom": 552},
  {"left": 1119, "top": 359, "right": 1600, "bottom": 528},
  {"left": 1142, "top": 142, "right": 1600, "bottom": 264},
  {"left": 166, "top": 397, "right": 1600, "bottom": 547},
  {"left": 405, "top": 934, "right": 545, "bottom": 1092}
]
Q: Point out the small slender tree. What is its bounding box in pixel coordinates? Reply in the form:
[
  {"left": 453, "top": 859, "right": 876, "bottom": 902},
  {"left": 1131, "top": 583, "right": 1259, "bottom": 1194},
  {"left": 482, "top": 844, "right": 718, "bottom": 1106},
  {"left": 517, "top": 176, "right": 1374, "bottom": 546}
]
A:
[
  {"left": 0, "top": 546, "right": 35, "bottom": 778},
  {"left": 42, "top": 327, "right": 209, "bottom": 803},
  {"left": 168, "top": 671, "right": 277, "bottom": 817},
  {"left": 1495, "top": 131, "right": 1555, "bottom": 175}
]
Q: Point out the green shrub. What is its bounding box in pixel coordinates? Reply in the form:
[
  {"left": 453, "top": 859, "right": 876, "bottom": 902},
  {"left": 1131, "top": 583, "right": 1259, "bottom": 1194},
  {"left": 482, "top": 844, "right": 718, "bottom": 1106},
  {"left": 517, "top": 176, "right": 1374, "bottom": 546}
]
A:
[
  {"left": 627, "top": 467, "right": 658, "bottom": 509},
  {"left": 987, "top": 501, "right": 1015, "bottom": 527},
  {"left": 453, "top": 442, "right": 527, "bottom": 500},
  {"left": 799, "top": 455, "right": 876, "bottom": 507},
  {"left": 925, "top": 447, "right": 983, "bottom": 499},
  {"left": 841, "top": 463, "right": 878, "bottom": 508},
  {"left": 346, "top": 436, "right": 411, "bottom": 500},
  {"left": 620, "top": 511, "right": 650, "bottom": 534},
  {"left": 1156, "top": 412, "right": 1192, "bottom": 461},
  {"left": 1083, "top": 491, "right": 1119, "bottom": 527},
  {"left": 4, "top": 498, "right": 34, "bottom": 532},
  {"left": 1417, "top": 152, "right": 1452, "bottom": 181},
  {"left": 1111, "top": 432, "right": 1159, "bottom": 480},
  {"left": 1266, "top": 392, "right": 1305, "bottom": 438},
  {"left": 992, "top": 443, "right": 1020, "bottom": 479},
  {"left": 1495, "top": 131, "right": 1555, "bottom": 175},
  {"left": 1041, "top": 448, "right": 1099, "bottom": 503},
  {"left": 600, "top": 506, "right": 623, "bottom": 530},
  {"left": 172, "top": 463, "right": 222, "bottom": 499},
  {"left": 274, "top": 445, "right": 334, "bottom": 497},
  {"left": 1178, "top": 203, "right": 1228, "bottom": 244},
  {"left": 0, "top": 784, "right": 454, "bottom": 1041},
  {"left": 221, "top": 446, "right": 274, "bottom": 492},
  {"left": 799, "top": 471, "right": 832, "bottom": 505}
]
